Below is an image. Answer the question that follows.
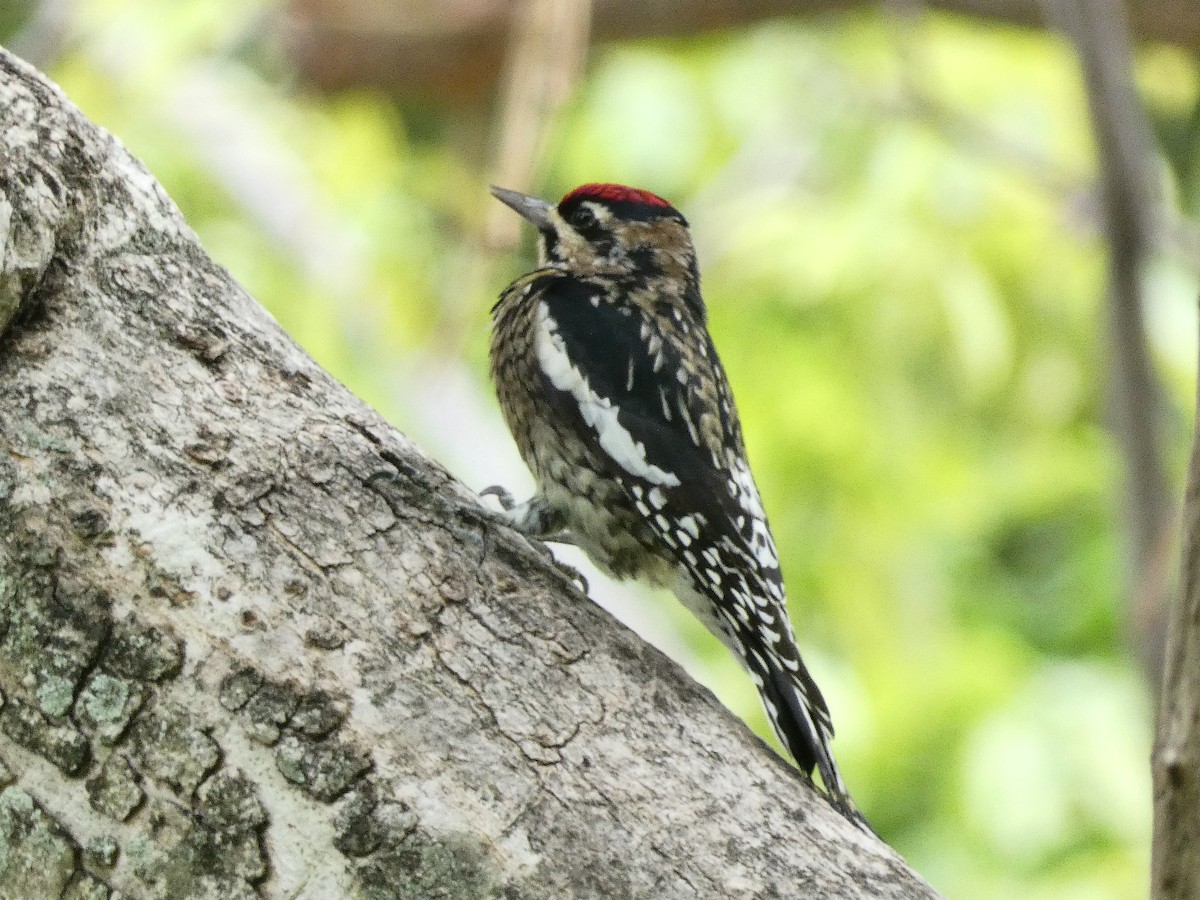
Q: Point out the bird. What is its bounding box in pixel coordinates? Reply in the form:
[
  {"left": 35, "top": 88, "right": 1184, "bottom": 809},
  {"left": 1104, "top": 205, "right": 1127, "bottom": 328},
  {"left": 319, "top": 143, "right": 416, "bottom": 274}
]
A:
[{"left": 484, "top": 181, "right": 863, "bottom": 825}]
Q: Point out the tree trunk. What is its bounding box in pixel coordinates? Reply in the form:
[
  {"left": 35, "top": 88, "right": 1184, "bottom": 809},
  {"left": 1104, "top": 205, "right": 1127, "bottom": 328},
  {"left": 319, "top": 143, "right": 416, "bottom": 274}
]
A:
[
  {"left": 1151, "top": 322, "right": 1200, "bottom": 899},
  {"left": 0, "top": 50, "right": 937, "bottom": 899}
]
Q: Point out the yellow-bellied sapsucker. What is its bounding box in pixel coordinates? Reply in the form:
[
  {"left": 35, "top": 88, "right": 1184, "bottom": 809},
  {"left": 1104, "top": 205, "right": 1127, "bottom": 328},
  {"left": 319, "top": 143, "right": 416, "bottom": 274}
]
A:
[{"left": 485, "top": 182, "right": 862, "bottom": 824}]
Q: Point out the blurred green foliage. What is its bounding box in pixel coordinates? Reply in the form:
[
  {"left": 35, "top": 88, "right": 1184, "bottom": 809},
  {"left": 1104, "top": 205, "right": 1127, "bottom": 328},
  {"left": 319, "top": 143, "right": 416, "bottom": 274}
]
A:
[{"left": 10, "top": 1, "right": 1200, "bottom": 896}]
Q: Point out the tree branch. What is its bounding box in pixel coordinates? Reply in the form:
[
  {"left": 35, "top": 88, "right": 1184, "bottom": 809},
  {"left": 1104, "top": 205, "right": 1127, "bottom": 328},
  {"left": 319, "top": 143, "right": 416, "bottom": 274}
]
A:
[
  {"left": 1039, "top": 0, "right": 1174, "bottom": 683},
  {"left": 0, "top": 49, "right": 936, "bottom": 898},
  {"left": 1155, "top": 320, "right": 1200, "bottom": 898},
  {"left": 281, "top": 0, "right": 1200, "bottom": 100}
]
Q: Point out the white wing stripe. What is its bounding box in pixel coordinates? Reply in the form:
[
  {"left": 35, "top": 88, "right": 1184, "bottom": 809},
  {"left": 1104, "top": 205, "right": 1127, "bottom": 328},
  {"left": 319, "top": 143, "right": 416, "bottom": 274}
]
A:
[{"left": 536, "top": 304, "right": 681, "bottom": 488}]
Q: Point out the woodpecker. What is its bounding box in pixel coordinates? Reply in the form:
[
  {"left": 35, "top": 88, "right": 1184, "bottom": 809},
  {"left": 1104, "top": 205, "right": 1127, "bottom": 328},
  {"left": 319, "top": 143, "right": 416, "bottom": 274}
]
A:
[{"left": 485, "top": 182, "right": 863, "bottom": 824}]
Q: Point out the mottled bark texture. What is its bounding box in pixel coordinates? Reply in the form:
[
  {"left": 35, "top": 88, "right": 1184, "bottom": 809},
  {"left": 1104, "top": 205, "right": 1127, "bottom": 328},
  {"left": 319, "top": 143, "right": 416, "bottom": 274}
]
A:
[{"left": 0, "top": 50, "right": 937, "bottom": 899}]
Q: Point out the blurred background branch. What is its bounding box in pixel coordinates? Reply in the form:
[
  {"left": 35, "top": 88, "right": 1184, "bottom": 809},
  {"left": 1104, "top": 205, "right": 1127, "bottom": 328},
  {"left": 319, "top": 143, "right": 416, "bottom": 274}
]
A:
[
  {"left": 486, "top": 0, "right": 592, "bottom": 248},
  {"left": 281, "top": 0, "right": 1200, "bottom": 101},
  {"left": 1152, "top": 324, "right": 1200, "bottom": 900},
  {"left": 1154, "top": 331, "right": 1200, "bottom": 900},
  {"left": 1038, "top": 0, "right": 1172, "bottom": 684}
]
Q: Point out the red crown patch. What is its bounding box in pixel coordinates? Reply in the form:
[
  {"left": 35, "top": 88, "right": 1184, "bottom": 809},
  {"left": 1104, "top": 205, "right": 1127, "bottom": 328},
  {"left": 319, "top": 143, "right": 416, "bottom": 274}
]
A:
[{"left": 560, "top": 183, "right": 673, "bottom": 209}]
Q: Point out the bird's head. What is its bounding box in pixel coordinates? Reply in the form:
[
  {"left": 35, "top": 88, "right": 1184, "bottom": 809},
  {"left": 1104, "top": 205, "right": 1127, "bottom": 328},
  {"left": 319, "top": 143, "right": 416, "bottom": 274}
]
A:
[{"left": 491, "top": 183, "right": 699, "bottom": 287}]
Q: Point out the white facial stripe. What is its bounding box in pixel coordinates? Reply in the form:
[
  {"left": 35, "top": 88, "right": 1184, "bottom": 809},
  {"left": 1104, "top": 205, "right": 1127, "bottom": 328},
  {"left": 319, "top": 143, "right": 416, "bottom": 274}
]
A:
[{"left": 536, "top": 304, "right": 681, "bottom": 488}]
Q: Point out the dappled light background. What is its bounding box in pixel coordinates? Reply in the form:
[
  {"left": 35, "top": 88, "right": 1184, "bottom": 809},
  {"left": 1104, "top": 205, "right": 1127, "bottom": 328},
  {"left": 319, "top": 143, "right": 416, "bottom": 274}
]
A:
[{"left": 7, "top": 0, "right": 1200, "bottom": 895}]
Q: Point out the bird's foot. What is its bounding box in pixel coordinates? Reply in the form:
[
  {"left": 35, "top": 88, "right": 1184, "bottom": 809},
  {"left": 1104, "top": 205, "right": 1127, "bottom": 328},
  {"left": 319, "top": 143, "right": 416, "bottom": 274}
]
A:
[
  {"left": 478, "top": 487, "right": 586, "bottom": 591},
  {"left": 480, "top": 484, "right": 516, "bottom": 511}
]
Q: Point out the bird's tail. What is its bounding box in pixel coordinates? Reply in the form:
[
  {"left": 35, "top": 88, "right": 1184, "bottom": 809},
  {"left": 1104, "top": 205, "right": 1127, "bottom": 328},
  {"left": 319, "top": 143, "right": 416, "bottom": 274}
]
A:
[{"left": 752, "top": 653, "right": 873, "bottom": 832}]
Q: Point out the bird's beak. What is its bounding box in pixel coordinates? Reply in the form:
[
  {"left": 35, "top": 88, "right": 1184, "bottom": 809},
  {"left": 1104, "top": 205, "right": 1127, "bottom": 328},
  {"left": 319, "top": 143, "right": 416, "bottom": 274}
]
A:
[{"left": 490, "top": 185, "right": 554, "bottom": 232}]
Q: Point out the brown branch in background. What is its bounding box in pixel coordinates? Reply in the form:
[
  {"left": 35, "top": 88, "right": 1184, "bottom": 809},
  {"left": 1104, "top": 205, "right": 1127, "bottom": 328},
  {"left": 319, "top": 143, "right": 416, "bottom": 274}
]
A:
[
  {"left": 281, "top": 0, "right": 1200, "bottom": 102},
  {"left": 404, "top": 0, "right": 590, "bottom": 363},
  {"left": 485, "top": 0, "right": 592, "bottom": 249}
]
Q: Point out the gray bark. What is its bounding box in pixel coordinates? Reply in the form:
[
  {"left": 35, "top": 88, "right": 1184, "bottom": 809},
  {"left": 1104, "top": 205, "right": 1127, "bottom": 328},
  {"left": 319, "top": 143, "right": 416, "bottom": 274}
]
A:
[
  {"left": 1155, "top": 331, "right": 1200, "bottom": 899},
  {"left": 0, "top": 50, "right": 937, "bottom": 899}
]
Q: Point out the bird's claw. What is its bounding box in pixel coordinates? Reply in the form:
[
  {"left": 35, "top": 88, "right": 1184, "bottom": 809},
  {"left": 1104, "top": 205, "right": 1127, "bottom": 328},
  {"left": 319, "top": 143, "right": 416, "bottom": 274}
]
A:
[
  {"left": 480, "top": 484, "right": 516, "bottom": 511},
  {"left": 554, "top": 559, "right": 589, "bottom": 594}
]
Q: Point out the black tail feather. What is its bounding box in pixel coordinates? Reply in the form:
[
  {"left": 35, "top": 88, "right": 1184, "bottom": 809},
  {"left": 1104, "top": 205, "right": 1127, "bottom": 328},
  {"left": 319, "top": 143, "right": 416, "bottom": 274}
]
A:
[{"left": 756, "top": 657, "right": 874, "bottom": 833}]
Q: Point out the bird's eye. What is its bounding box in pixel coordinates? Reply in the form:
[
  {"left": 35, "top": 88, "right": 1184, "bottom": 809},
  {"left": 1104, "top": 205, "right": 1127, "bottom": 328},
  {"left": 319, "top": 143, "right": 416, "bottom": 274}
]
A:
[{"left": 569, "top": 206, "right": 598, "bottom": 230}]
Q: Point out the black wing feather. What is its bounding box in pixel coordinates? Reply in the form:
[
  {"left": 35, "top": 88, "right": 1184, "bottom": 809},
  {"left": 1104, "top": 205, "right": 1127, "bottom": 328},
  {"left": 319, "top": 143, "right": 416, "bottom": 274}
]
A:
[{"left": 539, "top": 278, "right": 732, "bottom": 525}]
